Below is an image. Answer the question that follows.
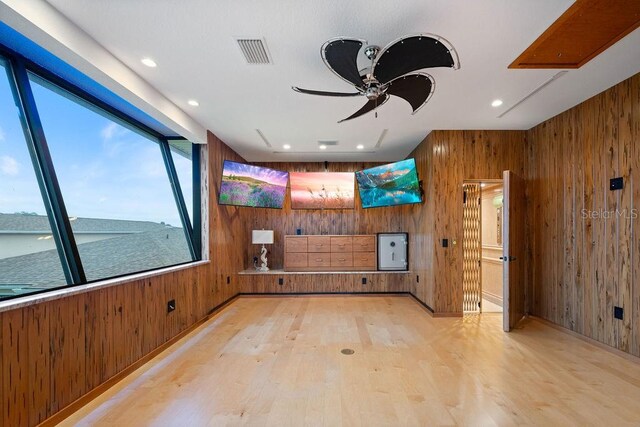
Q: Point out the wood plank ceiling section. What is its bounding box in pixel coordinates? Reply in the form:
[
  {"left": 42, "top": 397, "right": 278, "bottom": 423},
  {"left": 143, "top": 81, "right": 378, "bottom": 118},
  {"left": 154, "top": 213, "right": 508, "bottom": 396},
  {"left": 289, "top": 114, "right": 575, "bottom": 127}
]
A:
[{"left": 510, "top": 0, "right": 640, "bottom": 69}]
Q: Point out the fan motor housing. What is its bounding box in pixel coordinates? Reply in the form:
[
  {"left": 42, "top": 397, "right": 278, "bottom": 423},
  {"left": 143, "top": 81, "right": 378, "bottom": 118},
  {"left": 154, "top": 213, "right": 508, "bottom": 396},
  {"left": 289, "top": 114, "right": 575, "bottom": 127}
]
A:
[
  {"left": 365, "top": 86, "right": 382, "bottom": 100},
  {"left": 364, "top": 45, "right": 380, "bottom": 60}
]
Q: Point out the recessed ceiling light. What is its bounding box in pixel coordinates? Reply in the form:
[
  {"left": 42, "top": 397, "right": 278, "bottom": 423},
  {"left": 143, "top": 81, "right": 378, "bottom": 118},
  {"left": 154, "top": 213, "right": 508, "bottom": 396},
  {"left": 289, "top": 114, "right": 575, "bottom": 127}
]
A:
[
  {"left": 141, "top": 57, "right": 157, "bottom": 68},
  {"left": 356, "top": 144, "right": 364, "bottom": 150},
  {"left": 283, "top": 144, "right": 291, "bottom": 150},
  {"left": 480, "top": 183, "right": 486, "bottom": 188},
  {"left": 187, "top": 99, "right": 199, "bottom": 107},
  {"left": 491, "top": 99, "right": 503, "bottom": 107},
  {"left": 319, "top": 144, "right": 327, "bottom": 150}
]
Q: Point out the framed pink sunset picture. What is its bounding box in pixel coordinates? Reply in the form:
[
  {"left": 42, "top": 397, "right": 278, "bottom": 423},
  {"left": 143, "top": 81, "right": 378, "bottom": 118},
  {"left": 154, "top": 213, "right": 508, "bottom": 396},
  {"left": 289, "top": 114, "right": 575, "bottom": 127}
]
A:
[{"left": 289, "top": 172, "right": 355, "bottom": 209}]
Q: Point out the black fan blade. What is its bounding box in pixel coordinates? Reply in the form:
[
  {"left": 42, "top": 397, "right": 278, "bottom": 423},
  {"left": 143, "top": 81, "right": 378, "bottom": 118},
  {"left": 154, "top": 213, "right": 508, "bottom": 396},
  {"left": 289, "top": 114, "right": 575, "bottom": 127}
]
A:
[
  {"left": 321, "top": 38, "right": 367, "bottom": 88},
  {"left": 292, "top": 86, "right": 361, "bottom": 97},
  {"left": 338, "top": 94, "right": 389, "bottom": 123},
  {"left": 385, "top": 73, "right": 435, "bottom": 113},
  {"left": 373, "top": 34, "right": 458, "bottom": 84}
]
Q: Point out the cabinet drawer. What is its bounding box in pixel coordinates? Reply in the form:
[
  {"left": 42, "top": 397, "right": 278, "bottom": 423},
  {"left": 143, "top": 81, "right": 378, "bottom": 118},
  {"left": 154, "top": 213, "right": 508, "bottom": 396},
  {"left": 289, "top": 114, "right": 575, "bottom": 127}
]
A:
[
  {"left": 353, "top": 252, "right": 376, "bottom": 268},
  {"left": 308, "top": 253, "right": 331, "bottom": 268},
  {"left": 285, "top": 253, "right": 307, "bottom": 268},
  {"left": 285, "top": 236, "right": 307, "bottom": 253},
  {"left": 308, "top": 236, "right": 331, "bottom": 253},
  {"left": 353, "top": 235, "right": 376, "bottom": 252},
  {"left": 331, "top": 252, "right": 353, "bottom": 267},
  {"left": 331, "top": 236, "right": 353, "bottom": 253}
]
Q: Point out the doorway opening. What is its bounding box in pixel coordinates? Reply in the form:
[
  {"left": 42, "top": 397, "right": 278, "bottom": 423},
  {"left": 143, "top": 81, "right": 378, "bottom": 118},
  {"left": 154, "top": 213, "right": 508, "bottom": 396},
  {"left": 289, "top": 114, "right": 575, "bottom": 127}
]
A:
[{"left": 463, "top": 180, "right": 504, "bottom": 314}]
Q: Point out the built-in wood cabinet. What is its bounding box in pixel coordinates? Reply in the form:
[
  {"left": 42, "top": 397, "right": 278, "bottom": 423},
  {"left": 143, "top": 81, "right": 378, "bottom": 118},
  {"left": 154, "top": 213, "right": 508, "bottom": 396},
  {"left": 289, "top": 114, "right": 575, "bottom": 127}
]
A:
[{"left": 284, "top": 235, "right": 377, "bottom": 271}]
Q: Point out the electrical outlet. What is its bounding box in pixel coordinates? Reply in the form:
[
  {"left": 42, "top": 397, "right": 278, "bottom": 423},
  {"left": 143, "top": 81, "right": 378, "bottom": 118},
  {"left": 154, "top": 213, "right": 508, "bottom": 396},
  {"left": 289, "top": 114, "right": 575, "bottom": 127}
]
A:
[
  {"left": 278, "top": 277, "right": 284, "bottom": 285},
  {"left": 610, "top": 177, "right": 624, "bottom": 191},
  {"left": 167, "top": 299, "right": 176, "bottom": 313},
  {"left": 442, "top": 239, "right": 448, "bottom": 248},
  {"left": 362, "top": 277, "right": 367, "bottom": 285},
  {"left": 614, "top": 306, "right": 624, "bottom": 320}
]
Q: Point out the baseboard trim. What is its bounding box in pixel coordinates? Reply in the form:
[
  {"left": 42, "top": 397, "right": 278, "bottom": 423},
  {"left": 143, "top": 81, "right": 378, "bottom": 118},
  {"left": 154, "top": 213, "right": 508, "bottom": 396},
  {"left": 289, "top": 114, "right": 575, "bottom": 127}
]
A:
[
  {"left": 38, "top": 294, "right": 241, "bottom": 427},
  {"left": 407, "top": 293, "right": 435, "bottom": 315},
  {"left": 529, "top": 315, "right": 640, "bottom": 364},
  {"left": 433, "top": 312, "right": 464, "bottom": 318},
  {"left": 238, "top": 291, "right": 412, "bottom": 297},
  {"left": 482, "top": 291, "right": 503, "bottom": 307}
]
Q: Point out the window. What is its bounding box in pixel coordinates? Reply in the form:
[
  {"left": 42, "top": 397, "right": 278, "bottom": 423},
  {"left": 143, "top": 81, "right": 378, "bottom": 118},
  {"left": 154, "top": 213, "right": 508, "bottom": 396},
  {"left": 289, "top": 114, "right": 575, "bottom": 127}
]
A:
[
  {"left": 28, "top": 75, "right": 194, "bottom": 282},
  {"left": 0, "top": 43, "right": 200, "bottom": 301},
  {"left": 169, "top": 140, "right": 194, "bottom": 223},
  {"left": 0, "top": 59, "right": 67, "bottom": 295}
]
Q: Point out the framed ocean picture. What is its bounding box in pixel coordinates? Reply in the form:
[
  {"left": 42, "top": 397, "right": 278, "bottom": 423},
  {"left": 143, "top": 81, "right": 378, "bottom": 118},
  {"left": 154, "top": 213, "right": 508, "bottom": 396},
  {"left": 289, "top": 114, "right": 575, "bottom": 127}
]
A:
[
  {"left": 218, "top": 160, "right": 288, "bottom": 208},
  {"left": 355, "top": 159, "right": 422, "bottom": 208},
  {"left": 289, "top": 172, "right": 355, "bottom": 209}
]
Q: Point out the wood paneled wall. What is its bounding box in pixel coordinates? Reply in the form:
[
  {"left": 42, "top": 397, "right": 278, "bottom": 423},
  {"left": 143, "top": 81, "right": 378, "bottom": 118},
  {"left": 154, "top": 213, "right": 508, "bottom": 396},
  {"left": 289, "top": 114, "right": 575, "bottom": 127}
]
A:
[
  {"left": 403, "top": 130, "right": 528, "bottom": 314},
  {"left": 527, "top": 72, "right": 640, "bottom": 356},
  {"left": 239, "top": 273, "right": 411, "bottom": 294},
  {"left": 0, "top": 131, "right": 244, "bottom": 426},
  {"left": 238, "top": 162, "right": 415, "bottom": 293}
]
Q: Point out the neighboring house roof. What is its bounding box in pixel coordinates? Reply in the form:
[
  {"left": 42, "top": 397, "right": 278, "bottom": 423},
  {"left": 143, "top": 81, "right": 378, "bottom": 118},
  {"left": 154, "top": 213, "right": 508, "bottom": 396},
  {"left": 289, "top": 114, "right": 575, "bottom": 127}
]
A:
[
  {"left": 0, "top": 223, "right": 191, "bottom": 293},
  {"left": 0, "top": 213, "right": 173, "bottom": 234}
]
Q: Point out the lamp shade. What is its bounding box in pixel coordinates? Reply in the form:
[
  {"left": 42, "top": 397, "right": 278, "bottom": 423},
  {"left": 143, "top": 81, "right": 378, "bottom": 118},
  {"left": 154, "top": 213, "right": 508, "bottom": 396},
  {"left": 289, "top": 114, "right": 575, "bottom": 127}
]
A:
[{"left": 252, "top": 230, "right": 274, "bottom": 244}]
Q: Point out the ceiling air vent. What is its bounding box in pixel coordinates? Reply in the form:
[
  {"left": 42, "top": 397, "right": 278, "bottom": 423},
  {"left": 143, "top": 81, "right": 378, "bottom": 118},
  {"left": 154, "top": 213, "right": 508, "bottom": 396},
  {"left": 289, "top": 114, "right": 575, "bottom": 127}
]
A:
[{"left": 236, "top": 38, "right": 271, "bottom": 64}]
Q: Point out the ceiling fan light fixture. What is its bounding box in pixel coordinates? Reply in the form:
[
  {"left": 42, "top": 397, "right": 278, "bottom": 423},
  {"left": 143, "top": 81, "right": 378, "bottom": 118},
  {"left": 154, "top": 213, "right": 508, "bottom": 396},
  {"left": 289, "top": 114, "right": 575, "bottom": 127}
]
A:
[{"left": 293, "top": 33, "right": 459, "bottom": 123}]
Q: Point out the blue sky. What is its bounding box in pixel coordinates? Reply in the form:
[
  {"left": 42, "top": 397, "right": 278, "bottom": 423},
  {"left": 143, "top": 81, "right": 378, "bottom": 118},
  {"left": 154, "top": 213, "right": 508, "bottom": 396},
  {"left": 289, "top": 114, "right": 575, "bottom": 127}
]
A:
[
  {"left": 223, "top": 160, "right": 288, "bottom": 187},
  {"left": 0, "top": 62, "right": 192, "bottom": 227}
]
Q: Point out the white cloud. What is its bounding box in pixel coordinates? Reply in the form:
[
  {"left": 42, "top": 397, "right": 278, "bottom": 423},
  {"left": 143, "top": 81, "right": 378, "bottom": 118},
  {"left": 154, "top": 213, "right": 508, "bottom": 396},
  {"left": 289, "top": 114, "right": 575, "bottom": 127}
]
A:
[
  {"left": 100, "top": 122, "right": 118, "bottom": 141},
  {"left": 100, "top": 122, "right": 131, "bottom": 142},
  {"left": 0, "top": 156, "right": 19, "bottom": 176}
]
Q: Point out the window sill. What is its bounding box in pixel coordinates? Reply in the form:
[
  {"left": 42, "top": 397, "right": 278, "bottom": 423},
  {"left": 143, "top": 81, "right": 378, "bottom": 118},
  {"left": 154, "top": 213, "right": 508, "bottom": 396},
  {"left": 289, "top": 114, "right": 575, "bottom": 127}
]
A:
[{"left": 0, "top": 260, "right": 210, "bottom": 313}]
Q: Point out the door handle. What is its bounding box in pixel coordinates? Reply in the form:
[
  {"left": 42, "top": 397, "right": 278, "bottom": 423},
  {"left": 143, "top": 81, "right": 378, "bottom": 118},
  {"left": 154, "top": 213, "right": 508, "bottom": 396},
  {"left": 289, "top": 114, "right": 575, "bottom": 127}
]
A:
[
  {"left": 500, "top": 256, "right": 507, "bottom": 261},
  {"left": 509, "top": 256, "right": 517, "bottom": 262},
  {"left": 500, "top": 256, "right": 516, "bottom": 262}
]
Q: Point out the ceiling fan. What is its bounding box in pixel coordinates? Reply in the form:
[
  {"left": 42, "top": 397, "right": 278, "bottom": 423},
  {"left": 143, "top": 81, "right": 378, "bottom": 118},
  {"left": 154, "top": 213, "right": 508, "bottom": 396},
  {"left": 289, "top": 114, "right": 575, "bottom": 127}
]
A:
[{"left": 292, "top": 34, "right": 460, "bottom": 123}]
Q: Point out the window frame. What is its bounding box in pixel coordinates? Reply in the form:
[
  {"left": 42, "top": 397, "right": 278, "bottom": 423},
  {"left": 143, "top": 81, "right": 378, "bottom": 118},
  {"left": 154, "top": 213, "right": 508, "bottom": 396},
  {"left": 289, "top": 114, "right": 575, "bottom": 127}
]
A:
[{"left": 0, "top": 43, "right": 202, "bottom": 300}]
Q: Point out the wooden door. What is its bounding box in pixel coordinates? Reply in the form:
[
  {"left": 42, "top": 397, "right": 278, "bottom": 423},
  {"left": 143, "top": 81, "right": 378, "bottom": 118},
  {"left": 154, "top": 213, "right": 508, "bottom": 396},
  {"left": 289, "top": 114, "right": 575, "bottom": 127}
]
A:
[{"left": 503, "top": 170, "right": 526, "bottom": 331}]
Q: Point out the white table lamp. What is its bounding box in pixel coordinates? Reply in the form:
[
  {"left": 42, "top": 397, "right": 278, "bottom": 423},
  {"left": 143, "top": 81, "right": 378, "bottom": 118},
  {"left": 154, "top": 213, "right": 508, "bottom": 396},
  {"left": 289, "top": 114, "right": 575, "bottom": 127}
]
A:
[{"left": 252, "top": 230, "right": 274, "bottom": 271}]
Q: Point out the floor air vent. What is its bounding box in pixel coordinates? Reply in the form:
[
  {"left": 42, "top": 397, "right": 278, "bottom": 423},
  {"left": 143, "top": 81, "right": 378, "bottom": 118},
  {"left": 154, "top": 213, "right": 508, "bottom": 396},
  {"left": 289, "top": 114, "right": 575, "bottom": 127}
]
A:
[{"left": 236, "top": 38, "right": 271, "bottom": 64}]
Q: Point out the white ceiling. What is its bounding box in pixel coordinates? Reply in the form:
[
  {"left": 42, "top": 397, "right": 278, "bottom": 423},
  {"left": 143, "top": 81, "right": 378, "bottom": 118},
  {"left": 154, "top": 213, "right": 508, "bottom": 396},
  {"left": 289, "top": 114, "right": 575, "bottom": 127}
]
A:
[{"left": 43, "top": 0, "right": 640, "bottom": 161}]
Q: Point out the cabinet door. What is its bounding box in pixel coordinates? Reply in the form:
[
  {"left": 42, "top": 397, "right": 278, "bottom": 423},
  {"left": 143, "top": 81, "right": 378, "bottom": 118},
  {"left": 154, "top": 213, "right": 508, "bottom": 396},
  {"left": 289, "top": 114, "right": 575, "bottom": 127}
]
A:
[
  {"left": 353, "top": 235, "right": 376, "bottom": 252},
  {"left": 285, "top": 236, "right": 308, "bottom": 253},
  {"left": 331, "top": 236, "right": 353, "bottom": 253},
  {"left": 353, "top": 252, "right": 376, "bottom": 269},
  {"left": 308, "top": 236, "right": 331, "bottom": 253},
  {"left": 285, "top": 253, "right": 307, "bottom": 268},
  {"left": 331, "top": 252, "right": 353, "bottom": 267},
  {"left": 308, "top": 253, "right": 331, "bottom": 268}
]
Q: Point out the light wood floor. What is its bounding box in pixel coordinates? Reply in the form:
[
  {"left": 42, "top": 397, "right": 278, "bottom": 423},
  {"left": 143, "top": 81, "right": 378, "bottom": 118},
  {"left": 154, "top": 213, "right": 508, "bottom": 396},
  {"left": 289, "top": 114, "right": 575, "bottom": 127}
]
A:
[{"left": 62, "top": 296, "right": 640, "bottom": 426}]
